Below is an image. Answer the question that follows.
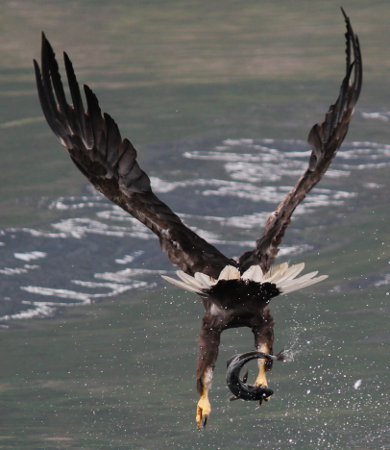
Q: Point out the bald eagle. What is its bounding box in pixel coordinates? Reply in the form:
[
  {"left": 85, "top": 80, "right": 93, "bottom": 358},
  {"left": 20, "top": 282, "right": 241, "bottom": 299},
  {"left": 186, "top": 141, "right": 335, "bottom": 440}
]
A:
[{"left": 34, "top": 9, "right": 361, "bottom": 429}]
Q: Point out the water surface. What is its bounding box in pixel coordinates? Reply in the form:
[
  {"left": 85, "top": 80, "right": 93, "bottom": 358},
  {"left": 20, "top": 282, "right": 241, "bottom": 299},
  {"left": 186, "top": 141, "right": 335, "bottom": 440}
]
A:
[{"left": 1, "top": 1, "right": 389, "bottom": 449}]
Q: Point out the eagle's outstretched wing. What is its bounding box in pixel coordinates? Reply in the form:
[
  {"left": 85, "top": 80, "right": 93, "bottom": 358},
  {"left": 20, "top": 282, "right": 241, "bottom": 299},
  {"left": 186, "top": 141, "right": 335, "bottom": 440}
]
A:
[
  {"left": 239, "top": 9, "right": 362, "bottom": 273},
  {"left": 34, "top": 33, "right": 234, "bottom": 278}
]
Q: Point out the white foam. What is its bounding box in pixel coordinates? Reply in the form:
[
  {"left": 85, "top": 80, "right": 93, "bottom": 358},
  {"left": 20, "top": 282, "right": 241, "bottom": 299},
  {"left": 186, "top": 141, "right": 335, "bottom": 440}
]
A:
[
  {"left": 0, "top": 264, "right": 39, "bottom": 276},
  {"left": 362, "top": 111, "right": 390, "bottom": 122},
  {"left": 20, "top": 286, "right": 93, "bottom": 303},
  {"left": 184, "top": 139, "right": 390, "bottom": 187},
  {"left": 14, "top": 251, "right": 47, "bottom": 262},
  {"left": 49, "top": 198, "right": 101, "bottom": 211},
  {"left": 0, "top": 267, "right": 27, "bottom": 275},
  {"left": 95, "top": 268, "right": 166, "bottom": 283},
  {"left": 0, "top": 302, "right": 55, "bottom": 321},
  {"left": 0, "top": 116, "right": 44, "bottom": 129},
  {"left": 51, "top": 217, "right": 149, "bottom": 239},
  {"left": 13, "top": 228, "right": 68, "bottom": 239},
  {"left": 3, "top": 136, "right": 388, "bottom": 324},
  {"left": 20, "top": 275, "right": 150, "bottom": 304},
  {"left": 374, "top": 274, "right": 390, "bottom": 287},
  {"left": 150, "top": 177, "right": 229, "bottom": 193},
  {"left": 115, "top": 251, "right": 144, "bottom": 265}
]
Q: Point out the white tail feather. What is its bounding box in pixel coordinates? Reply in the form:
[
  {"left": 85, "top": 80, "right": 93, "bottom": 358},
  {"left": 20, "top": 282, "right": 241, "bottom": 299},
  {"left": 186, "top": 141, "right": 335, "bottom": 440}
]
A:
[
  {"left": 280, "top": 274, "right": 328, "bottom": 294},
  {"left": 242, "top": 265, "right": 263, "bottom": 283},
  {"left": 218, "top": 265, "right": 240, "bottom": 281},
  {"left": 194, "top": 272, "right": 218, "bottom": 288},
  {"left": 273, "top": 262, "right": 305, "bottom": 284},
  {"left": 278, "top": 271, "right": 318, "bottom": 289},
  {"left": 161, "top": 275, "right": 203, "bottom": 294},
  {"left": 162, "top": 262, "right": 327, "bottom": 296},
  {"left": 263, "top": 262, "right": 289, "bottom": 282},
  {"left": 176, "top": 270, "right": 205, "bottom": 290}
]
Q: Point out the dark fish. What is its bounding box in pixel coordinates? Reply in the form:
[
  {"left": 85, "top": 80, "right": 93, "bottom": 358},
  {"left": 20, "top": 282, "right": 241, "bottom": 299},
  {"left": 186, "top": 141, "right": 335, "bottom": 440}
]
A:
[{"left": 226, "top": 351, "right": 280, "bottom": 401}]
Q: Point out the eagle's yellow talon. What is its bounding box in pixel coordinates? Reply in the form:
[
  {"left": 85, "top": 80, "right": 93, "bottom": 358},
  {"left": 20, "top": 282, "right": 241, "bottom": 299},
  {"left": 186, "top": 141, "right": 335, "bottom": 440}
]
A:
[
  {"left": 196, "top": 397, "right": 211, "bottom": 429},
  {"left": 255, "top": 370, "right": 271, "bottom": 404},
  {"left": 255, "top": 372, "right": 269, "bottom": 389},
  {"left": 255, "top": 344, "right": 270, "bottom": 405},
  {"left": 255, "top": 379, "right": 268, "bottom": 388}
]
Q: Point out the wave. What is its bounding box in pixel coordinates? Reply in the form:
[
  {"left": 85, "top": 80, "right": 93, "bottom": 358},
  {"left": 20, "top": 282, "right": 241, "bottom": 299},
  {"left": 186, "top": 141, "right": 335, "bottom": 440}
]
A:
[{"left": 1, "top": 137, "right": 388, "bottom": 324}]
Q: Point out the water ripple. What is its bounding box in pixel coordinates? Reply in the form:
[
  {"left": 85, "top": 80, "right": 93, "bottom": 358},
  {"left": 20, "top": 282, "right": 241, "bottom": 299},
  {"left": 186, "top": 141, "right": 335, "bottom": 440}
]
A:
[{"left": 1, "top": 138, "right": 389, "bottom": 323}]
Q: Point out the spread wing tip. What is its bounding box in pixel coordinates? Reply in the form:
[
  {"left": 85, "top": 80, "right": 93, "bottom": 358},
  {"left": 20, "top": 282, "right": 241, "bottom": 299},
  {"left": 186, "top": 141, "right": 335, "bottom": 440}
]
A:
[
  {"left": 239, "top": 10, "right": 363, "bottom": 273},
  {"left": 34, "top": 33, "right": 232, "bottom": 277},
  {"left": 307, "top": 9, "right": 362, "bottom": 172}
]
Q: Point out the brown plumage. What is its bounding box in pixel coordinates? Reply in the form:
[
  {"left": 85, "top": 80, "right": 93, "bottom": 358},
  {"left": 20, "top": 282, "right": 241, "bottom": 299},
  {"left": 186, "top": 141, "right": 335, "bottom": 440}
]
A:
[{"left": 34, "top": 8, "right": 361, "bottom": 429}]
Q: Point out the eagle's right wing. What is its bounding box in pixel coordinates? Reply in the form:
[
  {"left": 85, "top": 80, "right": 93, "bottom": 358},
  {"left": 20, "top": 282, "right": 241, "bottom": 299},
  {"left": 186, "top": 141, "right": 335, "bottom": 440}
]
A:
[
  {"left": 239, "top": 9, "right": 362, "bottom": 273},
  {"left": 34, "top": 33, "right": 234, "bottom": 279}
]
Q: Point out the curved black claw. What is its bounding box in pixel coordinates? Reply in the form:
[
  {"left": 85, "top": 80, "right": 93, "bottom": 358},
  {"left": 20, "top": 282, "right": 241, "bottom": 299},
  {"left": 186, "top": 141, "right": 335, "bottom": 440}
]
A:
[{"left": 226, "top": 351, "right": 279, "bottom": 401}]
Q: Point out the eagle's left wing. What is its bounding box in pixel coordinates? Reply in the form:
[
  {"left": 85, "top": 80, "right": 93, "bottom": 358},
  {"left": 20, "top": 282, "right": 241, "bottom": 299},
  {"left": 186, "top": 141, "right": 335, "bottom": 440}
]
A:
[
  {"left": 34, "top": 33, "right": 234, "bottom": 278},
  {"left": 239, "top": 9, "right": 362, "bottom": 273}
]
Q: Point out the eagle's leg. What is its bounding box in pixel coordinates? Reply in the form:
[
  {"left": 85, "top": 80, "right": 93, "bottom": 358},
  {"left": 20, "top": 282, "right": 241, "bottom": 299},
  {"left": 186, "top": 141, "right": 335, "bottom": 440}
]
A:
[
  {"left": 252, "top": 308, "right": 275, "bottom": 397},
  {"left": 196, "top": 317, "right": 222, "bottom": 429}
]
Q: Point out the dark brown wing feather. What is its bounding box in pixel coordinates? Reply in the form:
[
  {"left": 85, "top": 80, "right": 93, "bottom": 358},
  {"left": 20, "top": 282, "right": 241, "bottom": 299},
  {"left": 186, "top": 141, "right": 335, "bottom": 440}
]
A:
[
  {"left": 34, "top": 33, "right": 234, "bottom": 278},
  {"left": 239, "top": 9, "right": 362, "bottom": 273}
]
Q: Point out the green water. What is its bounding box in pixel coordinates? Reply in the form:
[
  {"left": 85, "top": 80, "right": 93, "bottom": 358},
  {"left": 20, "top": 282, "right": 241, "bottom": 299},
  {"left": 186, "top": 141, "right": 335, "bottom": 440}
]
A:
[{"left": 1, "top": 1, "right": 389, "bottom": 449}]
